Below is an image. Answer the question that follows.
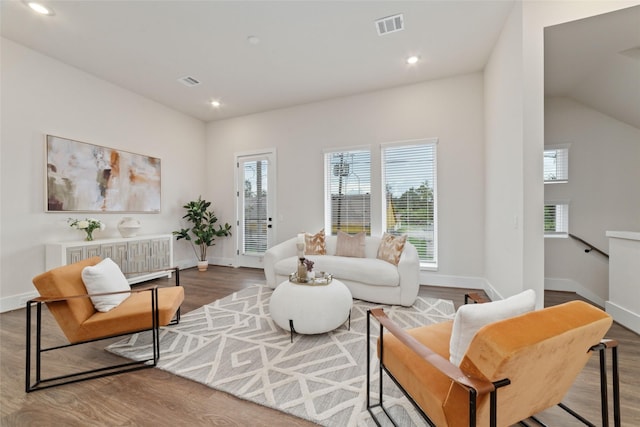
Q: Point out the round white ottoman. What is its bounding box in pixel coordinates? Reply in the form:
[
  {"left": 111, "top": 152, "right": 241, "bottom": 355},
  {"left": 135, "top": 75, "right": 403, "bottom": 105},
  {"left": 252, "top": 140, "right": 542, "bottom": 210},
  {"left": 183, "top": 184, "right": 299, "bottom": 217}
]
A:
[{"left": 269, "top": 278, "right": 353, "bottom": 339}]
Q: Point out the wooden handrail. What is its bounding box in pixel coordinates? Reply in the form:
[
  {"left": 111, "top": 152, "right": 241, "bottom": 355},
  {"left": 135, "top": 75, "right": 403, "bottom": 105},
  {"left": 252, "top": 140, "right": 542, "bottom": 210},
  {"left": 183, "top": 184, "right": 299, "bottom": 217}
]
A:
[{"left": 568, "top": 233, "right": 609, "bottom": 259}]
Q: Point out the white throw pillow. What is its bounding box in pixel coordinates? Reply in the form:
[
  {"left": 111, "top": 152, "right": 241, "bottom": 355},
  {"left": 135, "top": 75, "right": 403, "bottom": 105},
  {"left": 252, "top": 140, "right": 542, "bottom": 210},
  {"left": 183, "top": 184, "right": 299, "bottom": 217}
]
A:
[
  {"left": 81, "top": 258, "right": 131, "bottom": 312},
  {"left": 449, "top": 289, "right": 536, "bottom": 366}
]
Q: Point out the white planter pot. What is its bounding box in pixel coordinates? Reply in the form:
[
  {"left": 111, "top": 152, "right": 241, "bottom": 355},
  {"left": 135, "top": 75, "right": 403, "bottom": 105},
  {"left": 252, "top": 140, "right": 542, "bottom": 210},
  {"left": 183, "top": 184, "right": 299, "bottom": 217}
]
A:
[{"left": 197, "top": 261, "right": 209, "bottom": 272}]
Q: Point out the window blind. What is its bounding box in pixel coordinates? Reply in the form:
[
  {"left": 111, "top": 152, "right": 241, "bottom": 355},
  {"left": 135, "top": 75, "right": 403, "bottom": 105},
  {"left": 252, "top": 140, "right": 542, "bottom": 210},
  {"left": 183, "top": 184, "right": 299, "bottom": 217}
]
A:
[
  {"left": 324, "top": 150, "right": 371, "bottom": 235},
  {"left": 243, "top": 159, "right": 268, "bottom": 253},
  {"left": 382, "top": 141, "right": 437, "bottom": 264},
  {"left": 544, "top": 202, "right": 569, "bottom": 236},
  {"left": 544, "top": 146, "right": 569, "bottom": 183}
]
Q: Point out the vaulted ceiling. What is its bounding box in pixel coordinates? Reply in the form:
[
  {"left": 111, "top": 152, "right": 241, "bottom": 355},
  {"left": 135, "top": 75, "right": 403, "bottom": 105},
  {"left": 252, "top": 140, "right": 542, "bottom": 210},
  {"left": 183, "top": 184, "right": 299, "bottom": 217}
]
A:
[
  {"left": 2, "top": 1, "right": 638, "bottom": 129},
  {"left": 545, "top": 5, "right": 640, "bottom": 130},
  {"left": 1, "top": 0, "right": 514, "bottom": 121}
]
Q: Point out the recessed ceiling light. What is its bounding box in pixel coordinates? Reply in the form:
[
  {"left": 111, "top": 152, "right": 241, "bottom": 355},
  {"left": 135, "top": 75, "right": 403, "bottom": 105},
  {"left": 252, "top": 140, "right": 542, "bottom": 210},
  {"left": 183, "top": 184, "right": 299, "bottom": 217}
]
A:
[
  {"left": 406, "top": 55, "right": 420, "bottom": 65},
  {"left": 26, "top": 2, "right": 54, "bottom": 15},
  {"left": 247, "top": 35, "right": 261, "bottom": 45},
  {"left": 210, "top": 100, "right": 221, "bottom": 108}
]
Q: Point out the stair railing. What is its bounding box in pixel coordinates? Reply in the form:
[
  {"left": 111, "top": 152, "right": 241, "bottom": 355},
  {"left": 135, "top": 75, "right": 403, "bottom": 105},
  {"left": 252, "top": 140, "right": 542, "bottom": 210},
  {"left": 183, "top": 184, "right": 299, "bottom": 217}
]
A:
[{"left": 568, "top": 233, "right": 609, "bottom": 259}]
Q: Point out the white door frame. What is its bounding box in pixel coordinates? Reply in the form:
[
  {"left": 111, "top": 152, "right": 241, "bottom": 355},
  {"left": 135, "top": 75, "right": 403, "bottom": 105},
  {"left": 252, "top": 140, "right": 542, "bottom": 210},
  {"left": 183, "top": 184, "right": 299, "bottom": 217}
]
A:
[{"left": 235, "top": 149, "right": 277, "bottom": 268}]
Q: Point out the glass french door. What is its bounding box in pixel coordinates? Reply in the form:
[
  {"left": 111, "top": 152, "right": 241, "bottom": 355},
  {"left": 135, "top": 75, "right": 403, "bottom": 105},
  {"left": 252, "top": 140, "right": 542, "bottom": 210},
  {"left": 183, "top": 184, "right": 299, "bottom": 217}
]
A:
[{"left": 236, "top": 151, "right": 276, "bottom": 268}]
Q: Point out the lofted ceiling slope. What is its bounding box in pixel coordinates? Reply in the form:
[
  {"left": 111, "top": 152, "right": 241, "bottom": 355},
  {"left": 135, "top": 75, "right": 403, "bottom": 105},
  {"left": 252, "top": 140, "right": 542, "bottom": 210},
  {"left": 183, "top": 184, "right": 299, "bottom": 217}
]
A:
[
  {"left": 1, "top": 0, "right": 514, "bottom": 122},
  {"left": 545, "top": 5, "right": 640, "bottom": 131}
]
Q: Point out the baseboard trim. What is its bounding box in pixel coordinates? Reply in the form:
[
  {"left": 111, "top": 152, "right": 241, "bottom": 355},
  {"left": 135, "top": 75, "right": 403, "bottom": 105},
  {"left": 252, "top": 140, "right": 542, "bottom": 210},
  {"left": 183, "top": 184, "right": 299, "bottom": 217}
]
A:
[
  {"left": 544, "top": 277, "right": 606, "bottom": 307},
  {"left": 419, "top": 273, "right": 506, "bottom": 302},
  {"left": 482, "top": 280, "right": 504, "bottom": 302},
  {"left": 420, "top": 272, "right": 486, "bottom": 290},
  {"left": 210, "top": 257, "right": 236, "bottom": 267},
  {"left": 0, "top": 290, "right": 39, "bottom": 313},
  {"left": 175, "top": 257, "right": 236, "bottom": 270},
  {"left": 605, "top": 301, "right": 640, "bottom": 335}
]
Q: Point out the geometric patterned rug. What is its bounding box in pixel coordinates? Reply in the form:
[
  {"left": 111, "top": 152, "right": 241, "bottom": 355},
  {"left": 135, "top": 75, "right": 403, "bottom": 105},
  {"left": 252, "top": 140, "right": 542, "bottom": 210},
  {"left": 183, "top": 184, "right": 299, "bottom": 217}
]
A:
[{"left": 106, "top": 285, "right": 455, "bottom": 426}]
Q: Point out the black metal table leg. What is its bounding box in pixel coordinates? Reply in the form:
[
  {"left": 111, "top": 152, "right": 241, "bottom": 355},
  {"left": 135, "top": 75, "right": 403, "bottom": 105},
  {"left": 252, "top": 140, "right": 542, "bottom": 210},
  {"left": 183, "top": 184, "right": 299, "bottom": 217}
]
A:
[{"left": 289, "top": 319, "right": 296, "bottom": 343}]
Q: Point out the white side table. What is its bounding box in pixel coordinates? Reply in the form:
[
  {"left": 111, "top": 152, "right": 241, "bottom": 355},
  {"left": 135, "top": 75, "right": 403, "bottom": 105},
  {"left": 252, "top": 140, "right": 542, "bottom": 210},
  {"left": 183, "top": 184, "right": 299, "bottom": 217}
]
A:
[{"left": 269, "top": 278, "right": 353, "bottom": 342}]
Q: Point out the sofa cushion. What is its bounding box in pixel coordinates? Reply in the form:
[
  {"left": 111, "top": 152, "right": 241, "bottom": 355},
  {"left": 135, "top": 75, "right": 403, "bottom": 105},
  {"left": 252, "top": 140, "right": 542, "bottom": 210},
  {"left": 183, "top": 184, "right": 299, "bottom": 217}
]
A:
[
  {"left": 305, "top": 229, "right": 326, "bottom": 255},
  {"left": 449, "top": 289, "right": 536, "bottom": 366},
  {"left": 274, "top": 255, "right": 400, "bottom": 287},
  {"left": 335, "top": 231, "right": 366, "bottom": 258},
  {"left": 377, "top": 232, "right": 407, "bottom": 265}
]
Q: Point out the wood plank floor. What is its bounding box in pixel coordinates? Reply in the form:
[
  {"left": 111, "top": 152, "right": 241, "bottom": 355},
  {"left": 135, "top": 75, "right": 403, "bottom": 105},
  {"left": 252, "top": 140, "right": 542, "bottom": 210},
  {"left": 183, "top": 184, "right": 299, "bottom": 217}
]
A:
[{"left": 1, "top": 266, "right": 638, "bottom": 426}]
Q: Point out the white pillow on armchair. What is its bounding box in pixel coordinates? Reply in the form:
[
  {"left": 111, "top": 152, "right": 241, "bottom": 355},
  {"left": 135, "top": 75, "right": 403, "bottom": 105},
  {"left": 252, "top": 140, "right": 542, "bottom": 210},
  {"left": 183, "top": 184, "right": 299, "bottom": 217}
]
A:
[
  {"left": 449, "top": 289, "right": 536, "bottom": 366},
  {"left": 81, "top": 258, "right": 131, "bottom": 312}
]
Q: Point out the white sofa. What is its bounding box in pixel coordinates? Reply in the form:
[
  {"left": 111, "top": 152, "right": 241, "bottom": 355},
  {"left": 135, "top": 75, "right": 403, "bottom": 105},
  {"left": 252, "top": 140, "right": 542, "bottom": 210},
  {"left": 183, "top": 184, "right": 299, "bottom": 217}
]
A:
[{"left": 264, "top": 235, "right": 420, "bottom": 307}]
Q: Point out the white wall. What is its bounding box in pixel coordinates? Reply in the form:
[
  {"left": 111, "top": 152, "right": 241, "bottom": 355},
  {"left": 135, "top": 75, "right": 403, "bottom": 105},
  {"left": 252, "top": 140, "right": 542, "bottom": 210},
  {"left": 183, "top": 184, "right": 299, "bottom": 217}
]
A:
[
  {"left": 544, "top": 96, "right": 640, "bottom": 305},
  {"left": 483, "top": 0, "right": 639, "bottom": 307},
  {"left": 206, "top": 73, "right": 486, "bottom": 286},
  {"left": 0, "top": 39, "right": 207, "bottom": 311},
  {"left": 484, "top": 1, "right": 532, "bottom": 303}
]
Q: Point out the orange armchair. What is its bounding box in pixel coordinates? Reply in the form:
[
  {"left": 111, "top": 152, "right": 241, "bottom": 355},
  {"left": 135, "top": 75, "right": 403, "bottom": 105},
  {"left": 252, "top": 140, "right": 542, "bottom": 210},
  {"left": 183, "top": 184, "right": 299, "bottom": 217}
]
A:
[
  {"left": 367, "top": 299, "right": 620, "bottom": 426},
  {"left": 26, "top": 256, "right": 184, "bottom": 392}
]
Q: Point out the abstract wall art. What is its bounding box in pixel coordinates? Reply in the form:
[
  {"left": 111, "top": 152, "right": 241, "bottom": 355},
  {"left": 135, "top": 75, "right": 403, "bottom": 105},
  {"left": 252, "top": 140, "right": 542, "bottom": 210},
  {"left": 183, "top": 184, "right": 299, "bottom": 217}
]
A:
[{"left": 46, "top": 135, "right": 161, "bottom": 212}]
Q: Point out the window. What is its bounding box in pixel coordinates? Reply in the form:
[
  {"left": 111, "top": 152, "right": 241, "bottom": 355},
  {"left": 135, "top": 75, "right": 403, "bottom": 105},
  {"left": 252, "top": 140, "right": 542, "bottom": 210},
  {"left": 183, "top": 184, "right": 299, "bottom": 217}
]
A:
[
  {"left": 382, "top": 140, "right": 437, "bottom": 266},
  {"left": 324, "top": 150, "right": 371, "bottom": 235},
  {"left": 544, "top": 202, "right": 569, "bottom": 237},
  {"left": 544, "top": 145, "right": 569, "bottom": 183},
  {"left": 241, "top": 159, "right": 269, "bottom": 254}
]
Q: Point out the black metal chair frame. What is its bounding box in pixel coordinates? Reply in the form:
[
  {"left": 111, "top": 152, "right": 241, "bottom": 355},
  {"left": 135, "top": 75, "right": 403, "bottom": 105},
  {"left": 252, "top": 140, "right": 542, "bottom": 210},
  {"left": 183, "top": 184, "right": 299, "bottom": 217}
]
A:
[
  {"left": 366, "top": 308, "right": 621, "bottom": 427},
  {"left": 25, "top": 267, "right": 181, "bottom": 393}
]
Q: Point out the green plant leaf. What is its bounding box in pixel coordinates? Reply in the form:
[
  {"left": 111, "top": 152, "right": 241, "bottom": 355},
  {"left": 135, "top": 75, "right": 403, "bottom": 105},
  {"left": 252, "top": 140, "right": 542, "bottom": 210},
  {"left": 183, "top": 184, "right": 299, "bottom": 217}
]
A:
[{"left": 173, "top": 196, "right": 232, "bottom": 262}]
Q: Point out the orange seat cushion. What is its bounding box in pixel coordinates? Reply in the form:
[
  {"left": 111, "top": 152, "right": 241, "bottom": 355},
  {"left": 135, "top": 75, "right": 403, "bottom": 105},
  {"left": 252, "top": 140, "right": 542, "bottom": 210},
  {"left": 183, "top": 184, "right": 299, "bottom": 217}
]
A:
[{"left": 78, "top": 286, "right": 184, "bottom": 342}]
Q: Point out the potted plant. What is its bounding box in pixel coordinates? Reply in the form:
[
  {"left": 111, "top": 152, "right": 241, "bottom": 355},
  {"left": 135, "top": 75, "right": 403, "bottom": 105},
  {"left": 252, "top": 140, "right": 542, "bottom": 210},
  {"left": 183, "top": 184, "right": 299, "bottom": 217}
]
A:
[{"left": 173, "top": 196, "right": 232, "bottom": 271}]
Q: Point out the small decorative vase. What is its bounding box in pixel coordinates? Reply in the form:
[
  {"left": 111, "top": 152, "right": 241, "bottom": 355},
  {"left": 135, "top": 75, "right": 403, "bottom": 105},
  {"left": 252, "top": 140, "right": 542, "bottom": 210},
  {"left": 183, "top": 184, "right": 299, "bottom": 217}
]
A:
[
  {"left": 197, "top": 260, "right": 209, "bottom": 272},
  {"left": 118, "top": 217, "right": 141, "bottom": 237},
  {"left": 85, "top": 230, "right": 94, "bottom": 241},
  {"left": 297, "top": 258, "right": 308, "bottom": 281}
]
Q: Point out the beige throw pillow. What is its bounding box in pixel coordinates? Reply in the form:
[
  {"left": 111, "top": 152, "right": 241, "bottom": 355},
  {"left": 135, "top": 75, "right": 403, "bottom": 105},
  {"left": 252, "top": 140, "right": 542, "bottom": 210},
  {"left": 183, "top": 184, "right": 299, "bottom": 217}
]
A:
[
  {"left": 335, "top": 231, "right": 366, "bottom": 258},
  {"left": 376, "top": 232, "right": 407, "bottom": 265},
  {"left": 305, "top": 229, "right": 326, "bottom": 255}
]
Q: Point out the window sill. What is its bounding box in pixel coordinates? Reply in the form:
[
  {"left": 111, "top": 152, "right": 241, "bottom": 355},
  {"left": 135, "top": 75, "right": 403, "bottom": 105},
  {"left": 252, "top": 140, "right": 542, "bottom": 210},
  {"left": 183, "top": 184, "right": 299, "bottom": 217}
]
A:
[
  {"left": 420, "top": 262, "right": 438, "bottom": 271},
  {"left": 544, "top": 233, "right": 568, "bottom": 239}
]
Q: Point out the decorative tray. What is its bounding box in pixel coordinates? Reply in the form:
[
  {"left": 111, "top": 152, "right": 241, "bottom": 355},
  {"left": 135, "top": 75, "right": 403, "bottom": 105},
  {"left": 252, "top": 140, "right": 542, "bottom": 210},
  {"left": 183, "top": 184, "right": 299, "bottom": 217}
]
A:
[{"left": 289, "top": 273, "right": 333, "bottom": 286}]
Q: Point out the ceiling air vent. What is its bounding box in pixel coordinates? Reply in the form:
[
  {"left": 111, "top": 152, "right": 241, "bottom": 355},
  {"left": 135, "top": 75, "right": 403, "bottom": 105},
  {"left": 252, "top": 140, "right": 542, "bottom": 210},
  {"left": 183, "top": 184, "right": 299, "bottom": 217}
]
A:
[
  {"left": 375, "top": 13, "right": 404, "bottom": 36},
  {"left": 177, "top": 76, "right": 201, "bottom": 87}
]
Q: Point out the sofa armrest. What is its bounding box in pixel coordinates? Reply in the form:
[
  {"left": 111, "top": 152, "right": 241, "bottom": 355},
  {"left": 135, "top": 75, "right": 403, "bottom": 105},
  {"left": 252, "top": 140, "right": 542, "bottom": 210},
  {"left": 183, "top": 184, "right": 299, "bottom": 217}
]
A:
[
  {"left": 397, "top": 241, "right": 420, "bottom": 306},
  {"left": 264, "top": 237, "right": 298, "bottom": 288}
]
